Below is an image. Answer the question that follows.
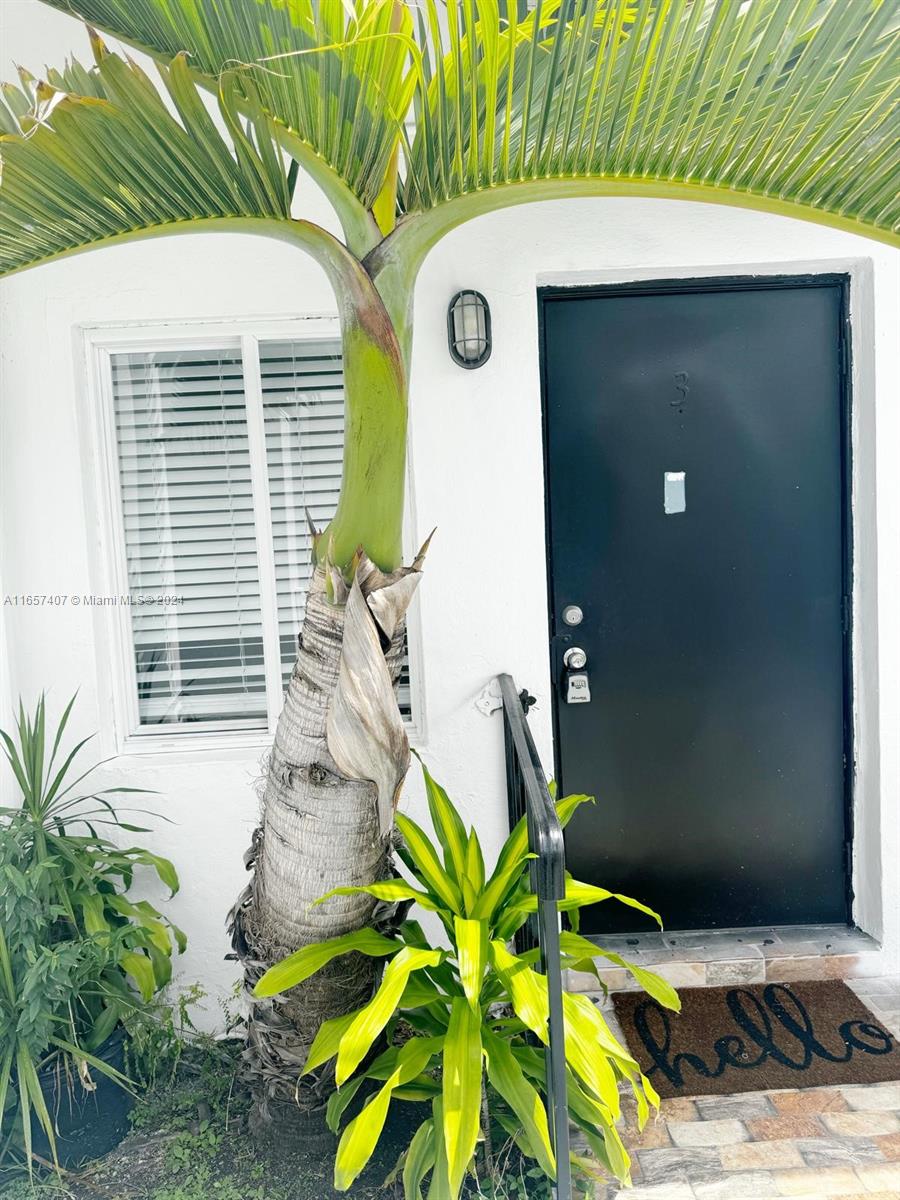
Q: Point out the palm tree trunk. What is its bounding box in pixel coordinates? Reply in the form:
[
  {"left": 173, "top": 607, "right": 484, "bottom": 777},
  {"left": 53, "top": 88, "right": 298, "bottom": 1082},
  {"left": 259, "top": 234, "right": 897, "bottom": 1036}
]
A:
[
  {"left": 230, "top": 550, "right": 422, "bottom": 1122},
  {"left": 225, "top": 235, "right": 417, "bottom": 1123}
]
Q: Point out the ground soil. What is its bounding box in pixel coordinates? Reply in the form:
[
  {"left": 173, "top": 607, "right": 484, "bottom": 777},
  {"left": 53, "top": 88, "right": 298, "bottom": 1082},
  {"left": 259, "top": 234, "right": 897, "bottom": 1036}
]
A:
[
  {"left": 64, "top": 1105, "right": 420, "bottom": 1200},
  {"left": 1, "top": 1042, "right": 426, "bottom": 1200},
  {"left": 2, "top": 1039, "right": 550, "bottom": 1200}
]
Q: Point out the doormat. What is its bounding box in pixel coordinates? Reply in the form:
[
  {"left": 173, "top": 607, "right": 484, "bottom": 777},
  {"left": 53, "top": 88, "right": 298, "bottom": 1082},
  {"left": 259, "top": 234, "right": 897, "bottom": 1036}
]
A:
[{"left": 612, "top": 980, "right": 900, "bottom": 1099}]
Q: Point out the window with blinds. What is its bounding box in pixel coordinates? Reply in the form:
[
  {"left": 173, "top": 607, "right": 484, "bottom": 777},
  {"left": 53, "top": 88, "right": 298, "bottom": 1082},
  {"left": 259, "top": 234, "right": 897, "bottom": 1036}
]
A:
[{"left": 108, "top": 332, "right": 412, "bottom": 735}]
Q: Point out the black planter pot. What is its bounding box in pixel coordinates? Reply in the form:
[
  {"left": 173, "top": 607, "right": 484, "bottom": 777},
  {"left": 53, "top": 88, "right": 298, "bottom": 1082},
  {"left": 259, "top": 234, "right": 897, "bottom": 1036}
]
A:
[{"left": 33, "top": 1027, "right": 134, "bottom": 1167}]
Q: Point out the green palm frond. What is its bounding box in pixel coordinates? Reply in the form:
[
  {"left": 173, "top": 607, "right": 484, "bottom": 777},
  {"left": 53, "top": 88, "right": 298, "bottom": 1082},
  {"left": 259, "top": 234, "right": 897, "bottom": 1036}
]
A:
[
  {"left": 40, "top": 0, "right": 414, "bottom": 218},
  {"left": 34, "top": 0, "right": 899, "bottom": 248},
  {"left": 0, "top": 48, "right": 294, "bottom": 275},
  {"left": 400, "top": 0, "right": 899, "bottom": 242},
  {"left": 0, "top": 59, "right": 104, "bottom": 134}
]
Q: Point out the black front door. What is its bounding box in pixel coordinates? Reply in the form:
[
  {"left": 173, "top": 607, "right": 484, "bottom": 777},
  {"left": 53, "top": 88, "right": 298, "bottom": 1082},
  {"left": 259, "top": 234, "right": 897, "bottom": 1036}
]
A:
[{"left": 541, "top": 277, "right": 851, "bottom": 934}]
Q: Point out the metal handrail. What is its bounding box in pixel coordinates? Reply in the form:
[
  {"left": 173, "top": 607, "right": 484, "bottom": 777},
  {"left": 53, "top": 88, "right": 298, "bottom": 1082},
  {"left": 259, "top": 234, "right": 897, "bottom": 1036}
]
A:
[{"left": 497, "top": 673, "right": 571, "bottom": 1200}]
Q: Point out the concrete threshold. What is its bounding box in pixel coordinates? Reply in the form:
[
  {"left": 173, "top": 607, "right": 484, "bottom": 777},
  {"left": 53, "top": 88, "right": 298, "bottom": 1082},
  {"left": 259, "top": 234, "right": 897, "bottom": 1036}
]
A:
[{"left": 566, "top": 924, "right": 882, "bottom": 993}]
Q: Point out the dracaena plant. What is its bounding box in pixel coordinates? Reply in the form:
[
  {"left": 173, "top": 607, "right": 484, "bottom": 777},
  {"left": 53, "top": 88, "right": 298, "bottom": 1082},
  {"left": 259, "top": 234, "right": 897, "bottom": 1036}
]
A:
[
  {"left": 254, "top": 763, "right": 680, "bottom": 1196},
  {"left": 2, "top": 0, "right": 897, "bottom": 1117},
  {"left": 0, "top": 696, "right": 184, "bottom": 1170},
  {"left": 0, "top": 824, "right": 132, "bottom": 1172}
]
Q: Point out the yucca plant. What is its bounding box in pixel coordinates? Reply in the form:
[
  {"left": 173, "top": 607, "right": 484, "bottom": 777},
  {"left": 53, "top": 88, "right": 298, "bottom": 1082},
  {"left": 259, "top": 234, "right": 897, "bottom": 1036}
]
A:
[
  {"left": 1, "top": 0, "right": 897, "bottom": 1118},
  {"left": 0, "top": 696, "right": 185, "bottom": 1006},
  {"left": 255, "top": 763, "right": 680, "bottom": 1195}
]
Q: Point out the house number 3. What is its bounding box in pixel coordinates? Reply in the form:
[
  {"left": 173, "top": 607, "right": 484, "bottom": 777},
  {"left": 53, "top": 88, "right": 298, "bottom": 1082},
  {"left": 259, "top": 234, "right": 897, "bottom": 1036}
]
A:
[{"left": 672, "top": 370, "right": 689, "bottom": 413}]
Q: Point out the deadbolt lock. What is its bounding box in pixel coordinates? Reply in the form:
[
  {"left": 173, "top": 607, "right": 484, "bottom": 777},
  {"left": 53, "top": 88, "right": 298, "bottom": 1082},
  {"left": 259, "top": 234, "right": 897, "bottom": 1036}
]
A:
[{"left": 562, "top": 604, "right": 584, "bottom": 626}]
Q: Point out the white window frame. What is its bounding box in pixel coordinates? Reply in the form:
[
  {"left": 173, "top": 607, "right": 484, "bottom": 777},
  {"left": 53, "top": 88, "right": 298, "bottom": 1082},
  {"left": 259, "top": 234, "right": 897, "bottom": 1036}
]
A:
[{"left": 78, "top": 314, "right": 424, "bottom": 755}]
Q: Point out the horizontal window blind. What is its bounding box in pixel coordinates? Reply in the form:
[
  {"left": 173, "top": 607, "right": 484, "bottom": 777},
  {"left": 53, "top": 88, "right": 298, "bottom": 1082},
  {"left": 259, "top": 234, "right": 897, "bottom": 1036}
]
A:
[
  {"left": 260, "top": 338, "right": 343, "bottom": 683},
  {"left": 108, "top": 330, "right": 414, "bottom": 736},
  {"left": 111, "top": 347, "right": 267, "bottom": 728}
]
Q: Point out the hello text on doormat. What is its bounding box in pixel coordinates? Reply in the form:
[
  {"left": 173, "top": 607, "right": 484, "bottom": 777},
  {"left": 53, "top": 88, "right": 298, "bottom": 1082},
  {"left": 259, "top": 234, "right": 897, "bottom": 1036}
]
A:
[{"left": 613, "top": 980, "right": 900, "bottom": 1098}]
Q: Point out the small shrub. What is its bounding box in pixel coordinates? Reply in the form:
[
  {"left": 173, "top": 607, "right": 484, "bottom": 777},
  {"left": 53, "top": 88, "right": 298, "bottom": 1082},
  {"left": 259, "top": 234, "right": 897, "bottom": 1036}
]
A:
[
  {"left": 256, "top": 762, "right": 681, "bottom": 1198},
  {"left": 0, "top": 695, "right": 184, "bottom": 1172}
]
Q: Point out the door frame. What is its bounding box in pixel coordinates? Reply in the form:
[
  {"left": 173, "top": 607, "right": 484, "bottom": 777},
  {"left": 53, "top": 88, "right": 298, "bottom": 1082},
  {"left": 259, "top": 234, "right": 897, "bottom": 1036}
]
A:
[{"left": 537, "top": 271, "right": 855, "bottom": 927}]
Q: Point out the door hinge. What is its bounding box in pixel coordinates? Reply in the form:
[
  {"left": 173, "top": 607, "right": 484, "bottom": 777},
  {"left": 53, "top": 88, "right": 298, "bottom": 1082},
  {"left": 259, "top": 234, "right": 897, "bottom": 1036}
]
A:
[{"left": 842, "top": 594, "right": 851, "bottom": 634}]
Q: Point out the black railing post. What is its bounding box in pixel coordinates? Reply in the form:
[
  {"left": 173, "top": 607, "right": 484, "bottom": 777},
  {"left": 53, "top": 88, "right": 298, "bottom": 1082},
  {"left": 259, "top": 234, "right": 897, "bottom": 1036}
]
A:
[
  {"left": 539, "top": 898, "right": 571, "bottom": 1200},
  {"left": 497, "top": 674, "right": 571, "bottom": 1200}
]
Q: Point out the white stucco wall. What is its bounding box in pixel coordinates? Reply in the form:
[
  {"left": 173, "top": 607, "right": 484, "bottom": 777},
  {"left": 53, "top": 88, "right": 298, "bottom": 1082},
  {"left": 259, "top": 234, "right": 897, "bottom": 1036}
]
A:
[{"left": 2, "top": 1, "right": 898, "bottom": 1026}]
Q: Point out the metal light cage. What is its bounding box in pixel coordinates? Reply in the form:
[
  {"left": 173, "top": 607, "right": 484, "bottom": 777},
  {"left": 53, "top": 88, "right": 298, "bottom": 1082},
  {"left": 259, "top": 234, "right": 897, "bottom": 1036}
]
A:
[{"left": 447, "top": 289, "right": 492, "bottom": 368}]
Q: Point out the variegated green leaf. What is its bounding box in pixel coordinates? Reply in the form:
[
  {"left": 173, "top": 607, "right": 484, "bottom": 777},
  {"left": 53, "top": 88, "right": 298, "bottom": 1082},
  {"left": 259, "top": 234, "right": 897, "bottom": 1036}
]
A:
[
  {"left": 566, "top": 988, "right": 639, "bottom": 1068},
  {"left": 631, "top": 1068, "right": 660, "bottom": 1128},
  {"left": 453, "top": 916, "right": 487, "bottom": 1010},
  {"left": 400, "top": 973, "right": 446, "bottom": 1010},
  {"left": 335, "top": 1036, "right": 441, "bottom": 1190},
  {"left": 459, "top": 829, "right": 485, "bottom": 915},
  {"left": 561, "top": 878, "right": 662, "bottom": 926},
  {"left": 110, "top": 896, "right": 174, "bottom": 954},
  {"left": 315, "top": 879, "right": 446, "bottom": 913},
  {"left": 395, "top": 812, "right": 464, "bottom": 914},
  {"left": 394, "top": 1075, "right": 441, "bottom": 1101},
  {"left": 326, "top": 1075, "right": 366, "bottom": 1134},
  {"left": 460, "top": 873, "right": 479, "bottom": 918},
  {"left": 493, "top": 793, "right": 592, "bottom": 878},
  {"left": 474, "top": 793, "right": 590, "bottom": 922},
  {"left": 403, "top": 1118, "right": 436, "bottom": 1200},
  {"left": 570, "top": 1109, "right": 632, "bottom": 1186},
  {"left": 145, "top": 941, "right": 172, "bottom": 989},
  {"left": 482, "top": 1027, "right": 555, "bottom": 1177},
  {"left": 564, "top": 1064, "right": 613, "bottom": 1129},
  {"left": 442, "top": 997, "right": 483, "bottom": 1198},
  {"left": 463, "top": 829, "right": 485, "bottom": 895},
  {"left": 427, "top": 1097, "right": 452, "bottom": 1200},
  {"left": 489, "top": 939, "right": 547, "bottom": 1041},
  {"left": 336, "top": 946, "right": 443, "bottom": 1085},
  {"left": 513, "top": 875, "right": 662, "bottom": 926},
  {"left": 77, "top": 890, "right": 109, "bottom": 937},
  {"left": 255, "top": 928, "right": 402, "bottom": 999},
  {"left": 562, "top": 991, "right": 643, "bottom": 1118},
  {"left": 419, "top": 758, "right": 469, "bottom": 884},
  {"left": 303, "top": 1010, "right": 359, "bottom": 1076},
  {"left": 560, "top": 930, "right": 680, "bottom": 1010}
]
